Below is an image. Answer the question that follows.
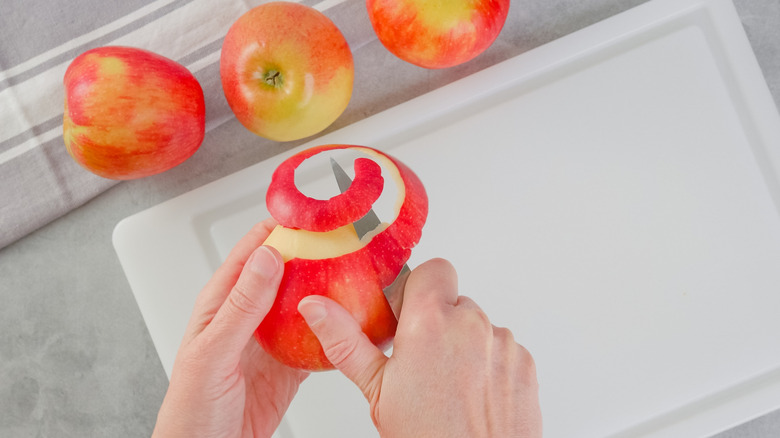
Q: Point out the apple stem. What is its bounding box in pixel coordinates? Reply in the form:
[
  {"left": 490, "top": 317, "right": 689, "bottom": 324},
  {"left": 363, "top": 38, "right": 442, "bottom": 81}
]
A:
[{"left": 264, "top": 69, "right": 282, "bottom": 87}]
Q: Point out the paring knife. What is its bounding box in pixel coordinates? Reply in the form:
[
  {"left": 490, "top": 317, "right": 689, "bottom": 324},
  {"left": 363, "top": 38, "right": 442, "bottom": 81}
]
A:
[{"left": 330, "top": 157, "right": 409, "bottom": 316}]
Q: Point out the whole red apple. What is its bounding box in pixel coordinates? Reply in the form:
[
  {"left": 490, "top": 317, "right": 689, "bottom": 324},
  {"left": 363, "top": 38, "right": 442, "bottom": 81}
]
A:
[
  {"left": 366, "top": 0, "right": 510, "bottom": 69},
  {"left": 220, "top": 2, "right": 354, "bottom": 142},
  {"left": 63, "top": 46, "right": 205, "bottom": 180},
  {"left": 259, "top": 144, "right": 428, "bottom": 370}
]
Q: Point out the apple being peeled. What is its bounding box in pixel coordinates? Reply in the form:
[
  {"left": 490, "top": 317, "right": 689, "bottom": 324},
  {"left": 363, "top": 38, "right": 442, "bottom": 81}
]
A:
[
  {"left": 366, "top": 0, "right": 510, "bottom": 69},
  {"left": 63, "top": 46, "right": 205, "bottom": 180},
  {"left": 259, "top": 144, "right": 428, "bottom": 370},
  {"left": 220, "top": 2, "right": 354, "bottom": 142}
]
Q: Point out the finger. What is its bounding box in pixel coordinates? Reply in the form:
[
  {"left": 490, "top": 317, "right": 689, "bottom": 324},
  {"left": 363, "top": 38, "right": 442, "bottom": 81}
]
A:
[
  {"left": 298, "top": 295, "right": 387, "bottom": 403},
  {"left": 200, "top": 245, "right": 283, "bottom": 362},
  {"left": 402, "top": 258, "right": 459, "bottom": 311},
  {"left": 186, "top": 219, "right": 278, "bottom": 338},
  {"left": 205, "top": 218, "right": 279, "bottom": 299}
]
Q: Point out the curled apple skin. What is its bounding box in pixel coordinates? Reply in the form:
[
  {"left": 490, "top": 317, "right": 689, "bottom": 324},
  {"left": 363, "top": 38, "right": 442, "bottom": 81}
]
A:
[
  {"left": 267, "top": 151, "right": 384, "bottom": 232},
  {"left": 256, "top": 144, "right": 428, "bottom": 370}
]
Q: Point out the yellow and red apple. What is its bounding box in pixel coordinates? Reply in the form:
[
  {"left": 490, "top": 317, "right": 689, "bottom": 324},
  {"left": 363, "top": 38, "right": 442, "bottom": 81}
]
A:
[
  {"left": 63, "top": 46, "right": 205, "bottom": 180},
  {"left": 258, "top": 144, "right": 428, "bottom": 370},
  {"left": 366, "top": 0, "right": 510, "bottom": 69},
  {"left": 220, "top": 2, "right": 354, "bottom": 142}
]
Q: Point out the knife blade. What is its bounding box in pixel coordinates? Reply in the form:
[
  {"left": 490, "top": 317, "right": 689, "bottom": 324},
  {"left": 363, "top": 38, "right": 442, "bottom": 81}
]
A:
[
  {"left": 330, "top": 157, "right": 409, "bottom": 316},
  {"left": 329, "top": 157, "right": 382, "bottom": 240}
]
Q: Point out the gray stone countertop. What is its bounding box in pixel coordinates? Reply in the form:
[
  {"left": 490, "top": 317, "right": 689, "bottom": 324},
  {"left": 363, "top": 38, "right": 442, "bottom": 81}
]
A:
[{"left": 2, "top": 0, "right": 779, "bottom": 436}]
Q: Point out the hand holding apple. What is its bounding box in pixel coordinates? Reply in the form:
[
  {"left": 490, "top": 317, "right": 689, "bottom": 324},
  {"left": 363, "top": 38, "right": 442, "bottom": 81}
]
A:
[
  {"left": 220, "top": 2, "right": 354, "bottom": 142},
  {"left": 152, "top": 219, "right": 308, "bottom": 438},
  {"left": 258, "top": 144, "right": 428, "bottom": 370},
  {"left": 63, "top": 46, "right": 205, "bottom": 180},
  {"left": 367, "top": 0, "right": 511, "bottom": 69}
]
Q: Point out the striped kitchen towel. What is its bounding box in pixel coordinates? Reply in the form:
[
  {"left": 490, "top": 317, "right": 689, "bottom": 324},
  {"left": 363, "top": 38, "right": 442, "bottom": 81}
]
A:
[{"left": 0, "top": 0, "right": 365, "bottom": 249}]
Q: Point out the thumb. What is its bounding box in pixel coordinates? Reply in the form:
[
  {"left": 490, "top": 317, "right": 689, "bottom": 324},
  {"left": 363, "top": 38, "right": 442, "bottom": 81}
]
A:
[
  {"left": 205, "top": 245, "right": 283, "bottom": 361},
  {"left": 299, "top": 296, "right": 387, "bottom": 400}
]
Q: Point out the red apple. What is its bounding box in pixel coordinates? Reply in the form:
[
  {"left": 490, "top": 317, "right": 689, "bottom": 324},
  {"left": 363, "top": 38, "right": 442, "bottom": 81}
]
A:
[
  {"left": 63, "top": 46, "right": 205, "bottom": 180},
  {"left": 220, "top": 2, "right": 354, "bottom": 142},
  {"left": 366, "top": 0, "right": 510, "bottom": 69},
  {"left": 259, "top": 144, "right": 428, "bottom": 370}
]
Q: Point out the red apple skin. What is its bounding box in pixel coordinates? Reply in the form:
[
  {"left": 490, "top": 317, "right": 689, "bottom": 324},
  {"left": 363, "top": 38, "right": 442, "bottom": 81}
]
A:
[
  {"left": 63, "top": 46, "right": 205, "bottom": 180},
  {"left": 257, "top": 145, "right": 428, "bottom": 371},
  {"left": 267, "top": 156, "right": 384, "bottom": 232},
  {"left": 220, "top": 2, "right": 354, "bottom": 142},
  {"left": 366, "top": 0, "right": 510, "bottom": 69},
  {"left": 257, "top": 248, "right": 399, "bottom": 370}
]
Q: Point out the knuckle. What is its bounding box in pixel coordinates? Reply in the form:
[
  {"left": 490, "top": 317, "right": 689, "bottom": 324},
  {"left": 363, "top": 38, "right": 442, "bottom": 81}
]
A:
[
  {"left": 490, "top": 325, "right": 539, "bottom": 388},
  {"left": 494, "top": 325, "right": 516, "bottom": 343},
  {"left": 227, "top": 283, "right": 263, "bottom": 317},
  {"left": 462, "top": 306, "right": 493, "bottom": 334},
  {"left": 454, "top": 296, "right": 492, "bottom": 329},
  {"left": 321, "top": 335, "right": 361, "bottom": 368},
  {"left": 474, "top": 308, "right": 493, "bottom": 330},
  {"left": 514, "top": 343, "right": 539, "bottom": 388}
]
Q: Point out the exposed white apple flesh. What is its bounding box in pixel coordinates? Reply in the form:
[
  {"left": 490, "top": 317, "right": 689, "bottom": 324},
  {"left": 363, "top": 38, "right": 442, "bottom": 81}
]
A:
[{"left": 263, "top": 222, "right": 390, "bottom": 262}]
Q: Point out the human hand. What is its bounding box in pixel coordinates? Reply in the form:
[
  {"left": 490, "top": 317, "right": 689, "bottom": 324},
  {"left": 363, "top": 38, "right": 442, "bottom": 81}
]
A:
[
  {"left": 153, "top": 218, "right": 308, "bottom": 438},
  {"left": 298, "top": 258, "right": 542, "bottom": 438}
]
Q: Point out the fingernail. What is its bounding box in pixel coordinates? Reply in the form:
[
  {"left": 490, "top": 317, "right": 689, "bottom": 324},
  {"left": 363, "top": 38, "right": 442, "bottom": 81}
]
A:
[
  {"left": 248, "top": 246, "right": 280, "bottom": 278},
  {"left": 298, "top": 297, "right": 327, "bottom": 326}
]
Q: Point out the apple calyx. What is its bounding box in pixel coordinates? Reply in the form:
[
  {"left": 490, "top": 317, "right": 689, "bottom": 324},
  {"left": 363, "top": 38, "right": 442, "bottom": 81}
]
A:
[
  {"left": 257, "top": 144, "right": 428, "bottom": 370},
  {"left": 262, "top": 69, "right": 282, "bottom": 88}
]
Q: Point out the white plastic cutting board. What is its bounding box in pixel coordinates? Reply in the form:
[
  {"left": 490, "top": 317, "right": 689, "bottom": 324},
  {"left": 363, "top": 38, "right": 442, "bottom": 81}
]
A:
[{"left": 113, "top": 0, "right": 780, "bottom": 436}]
